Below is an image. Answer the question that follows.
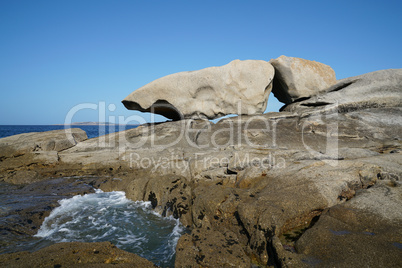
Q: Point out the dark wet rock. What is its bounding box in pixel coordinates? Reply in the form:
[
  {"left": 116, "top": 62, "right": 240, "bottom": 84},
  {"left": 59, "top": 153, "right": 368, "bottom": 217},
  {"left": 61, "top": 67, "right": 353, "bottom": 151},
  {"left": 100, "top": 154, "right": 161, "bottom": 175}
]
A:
[
  {"left": 175, "top": 228, "right": 250, "bottom": 267},
  {"left": 0, "top": 178, "right": 95, "bottom": 254},
  {"left": 0, "top": 241, "right": 155, "bottom": 267}
]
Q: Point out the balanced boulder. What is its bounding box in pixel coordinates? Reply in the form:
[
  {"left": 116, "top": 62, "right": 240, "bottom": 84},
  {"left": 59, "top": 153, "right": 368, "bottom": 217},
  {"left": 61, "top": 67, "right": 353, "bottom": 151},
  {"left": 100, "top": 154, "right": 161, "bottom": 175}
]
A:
[
  {"left": 270, "top": 55, "right": 336, "bottom": 104},
  {"left": 122, "top": 60, "right": 274, "bottom": 120}
]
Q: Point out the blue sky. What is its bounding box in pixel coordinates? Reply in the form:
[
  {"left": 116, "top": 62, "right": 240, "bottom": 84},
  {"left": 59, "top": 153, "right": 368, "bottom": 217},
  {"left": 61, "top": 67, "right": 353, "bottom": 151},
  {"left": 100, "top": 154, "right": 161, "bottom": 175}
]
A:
[{"left": 0, "top": 0, "right": 401, "bottom": 125}]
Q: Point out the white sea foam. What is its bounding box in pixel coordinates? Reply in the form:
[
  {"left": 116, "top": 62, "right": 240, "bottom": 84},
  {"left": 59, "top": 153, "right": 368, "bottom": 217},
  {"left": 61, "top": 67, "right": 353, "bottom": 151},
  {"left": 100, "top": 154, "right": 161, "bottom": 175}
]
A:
[{"left": 35, "top": 190, "right": 184, "bottom": 267}]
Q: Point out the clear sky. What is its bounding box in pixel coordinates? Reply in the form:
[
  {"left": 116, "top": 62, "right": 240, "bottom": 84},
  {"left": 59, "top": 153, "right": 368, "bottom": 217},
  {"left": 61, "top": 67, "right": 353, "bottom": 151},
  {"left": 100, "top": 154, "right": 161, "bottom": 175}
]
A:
[{"left": 0, "top": 0, "right": 401, "bottom": 125}]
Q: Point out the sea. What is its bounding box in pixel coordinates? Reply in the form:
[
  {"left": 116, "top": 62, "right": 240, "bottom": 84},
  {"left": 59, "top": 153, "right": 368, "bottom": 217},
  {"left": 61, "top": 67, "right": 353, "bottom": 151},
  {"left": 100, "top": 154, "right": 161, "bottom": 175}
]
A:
[
  {"left": 0, "top": 124, "right": 138, "bottom": 139},
  {"left": 0, "top": 125, "right": 185, "bottom": 267},
  {"left": 34, "top": 190, "right": 184, "bottom": 267}
]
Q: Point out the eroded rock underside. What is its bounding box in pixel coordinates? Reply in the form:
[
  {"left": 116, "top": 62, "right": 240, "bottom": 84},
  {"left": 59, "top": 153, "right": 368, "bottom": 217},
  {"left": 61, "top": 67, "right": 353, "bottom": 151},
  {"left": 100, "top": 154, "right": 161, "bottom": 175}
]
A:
[
  {"left": 1, "top": 68, "right": 402, "bottom": 267},
  {"left": 122, "top": 59, "right": 275, "bottom": 120}
]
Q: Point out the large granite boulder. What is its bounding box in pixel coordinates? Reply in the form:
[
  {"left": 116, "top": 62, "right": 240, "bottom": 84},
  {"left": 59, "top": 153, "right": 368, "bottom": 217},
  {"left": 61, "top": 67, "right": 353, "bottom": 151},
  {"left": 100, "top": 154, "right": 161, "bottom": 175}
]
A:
[
  {"left": 283, "top": 69, "right": 402, "bottom": 115},
  {"left": 270, "top": 55, "right": 336, "bottom": 104},
  {"left": 122, "top": 60, "right": 274, "bottom": 120}
]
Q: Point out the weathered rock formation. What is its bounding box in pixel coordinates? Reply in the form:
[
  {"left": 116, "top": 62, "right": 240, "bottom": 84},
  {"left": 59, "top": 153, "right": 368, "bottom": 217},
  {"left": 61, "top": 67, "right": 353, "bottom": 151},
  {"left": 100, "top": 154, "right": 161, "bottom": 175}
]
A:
[
  {"left": 122, "top": 60, "right": 274, "bottom": 120},
  {"left": 283, "top": 68, "right": 402, "bottom": 115},
  {"left": 0, "top": 242, "right": 155, "bottom": 267},
  {"left": 1, "top": 66, "right": 402, "bottom": 267},
  {"left": 1, "top": 110, "right": 401, "bottom": 266},
  {"left": 270, "top": 55, "right": 337, "bottom": 104},
  {"left": 0, "top": 128, "right": 87, "bottom": 158},
  {"left": 0, "top": 128, "right": 87, "bottom": 184},
  {"left": 294, "top": 184, "right": 402, "bottom": 267}
]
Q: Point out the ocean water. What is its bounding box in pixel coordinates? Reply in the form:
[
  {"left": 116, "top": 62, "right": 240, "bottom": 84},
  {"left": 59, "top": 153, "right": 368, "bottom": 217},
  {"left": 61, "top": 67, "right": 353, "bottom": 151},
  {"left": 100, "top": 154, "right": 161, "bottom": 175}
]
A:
[
  {"left": 35, "top": 190, "right": 184, "bottom": 267},
  {"left": 0, "top": 124, "right": 138, "bottom": 139},
  {"left": 0, "top": 125, "right": 185, "bottom": 267},
  {"left": 0, "top": 183, "right": 184, "bottom": 267}
]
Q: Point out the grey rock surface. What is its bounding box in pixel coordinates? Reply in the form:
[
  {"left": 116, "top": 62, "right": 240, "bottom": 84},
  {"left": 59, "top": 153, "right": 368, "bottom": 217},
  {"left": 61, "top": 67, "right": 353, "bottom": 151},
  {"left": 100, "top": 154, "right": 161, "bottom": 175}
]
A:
[
  {"left": 0, "top": 128, "right": 87, "bottom": 184},
  {"left": 122, "top": 60, "right": 274, "bottom": 120},
  {"left": 270, "top": 55, "right": 336, "bottom": 104},
  {"left": 0, "top": 128, "right": 87, "bottom": 158},
  {"left": 283, "top": 68, "right": 402, "bottom": 115}
]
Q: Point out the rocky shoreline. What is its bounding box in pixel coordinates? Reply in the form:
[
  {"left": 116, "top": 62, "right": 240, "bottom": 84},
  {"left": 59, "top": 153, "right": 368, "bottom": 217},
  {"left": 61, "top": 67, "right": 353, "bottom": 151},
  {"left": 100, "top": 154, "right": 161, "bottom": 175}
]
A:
[{"left": 0, "top": 57, "right": 401, "bottom": 267}]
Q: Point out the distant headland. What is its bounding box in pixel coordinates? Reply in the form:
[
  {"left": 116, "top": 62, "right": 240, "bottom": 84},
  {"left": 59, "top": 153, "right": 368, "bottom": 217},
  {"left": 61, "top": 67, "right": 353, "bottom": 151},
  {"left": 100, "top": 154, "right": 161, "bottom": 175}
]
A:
[{"left": 55, "top": 122, "right": 138, "bottom": 126}]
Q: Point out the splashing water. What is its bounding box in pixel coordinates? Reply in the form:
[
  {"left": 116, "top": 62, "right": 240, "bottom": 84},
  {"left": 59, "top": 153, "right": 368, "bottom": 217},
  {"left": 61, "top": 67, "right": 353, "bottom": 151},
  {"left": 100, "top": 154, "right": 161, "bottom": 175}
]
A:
[{"left": 35, "top": 189, "right": 184, "bottom": 267}]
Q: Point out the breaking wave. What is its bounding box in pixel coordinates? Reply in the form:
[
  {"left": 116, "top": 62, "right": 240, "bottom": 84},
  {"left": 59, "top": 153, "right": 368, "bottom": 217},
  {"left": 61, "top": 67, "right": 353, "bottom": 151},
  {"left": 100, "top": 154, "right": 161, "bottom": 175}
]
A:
[{"left": 35, "top": 189, "right": 184, "bottom": 267}]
